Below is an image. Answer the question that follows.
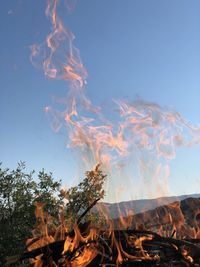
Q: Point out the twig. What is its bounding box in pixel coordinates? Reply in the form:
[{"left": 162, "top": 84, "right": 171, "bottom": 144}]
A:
[{"left": 77, "top": 198, "right": 101, "bottom": 225}]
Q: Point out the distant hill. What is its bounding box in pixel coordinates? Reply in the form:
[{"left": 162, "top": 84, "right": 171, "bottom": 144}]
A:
[
  {"left": 96, "top": 193, "right": 200, "bottom": 219},
  {"left": 113, "top": 197, "right": 200, "bottom": 238}
]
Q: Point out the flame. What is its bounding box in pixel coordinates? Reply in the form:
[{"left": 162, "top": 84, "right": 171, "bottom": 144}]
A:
[
  {"left": 26, "top": 203, "right": 55, "bottom": 266},
  {"left": 71, "top": 246, "right": 98, "bottom": 267},
  {"left": 30, "top": 0, "right": 200, "bottom": 202},
  {"left": 22, "top": 195, "right": 200, "bottom": 267},
  {"left": 27, "top": 1, "right": 200, "bottom": 264}
]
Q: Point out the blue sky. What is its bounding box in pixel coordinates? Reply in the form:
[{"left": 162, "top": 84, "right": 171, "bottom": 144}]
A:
[{"left": 1, "top": 0, "right": 200, "bottom": 201}]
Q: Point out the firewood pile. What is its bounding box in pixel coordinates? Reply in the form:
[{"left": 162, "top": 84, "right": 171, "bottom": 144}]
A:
[
  {"left": 6, "top": 199, "right": 200, "bottom": 267},
  {"left": 6, "top": 227, "right": 200, "bottom": 266}
]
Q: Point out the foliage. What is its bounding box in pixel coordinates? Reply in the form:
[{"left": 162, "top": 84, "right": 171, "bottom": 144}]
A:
[
  {"left": 0, "top": 162, "right": 63, "bottom": 266},
  {"left": 63, "top": 164, "right": 106, "bottom": 225},
  {"left": 34, "top": 169, "right": 63, "bottom": 217},
  {"left": 0, "top": 162, "right": 107, "bottom": 266}
]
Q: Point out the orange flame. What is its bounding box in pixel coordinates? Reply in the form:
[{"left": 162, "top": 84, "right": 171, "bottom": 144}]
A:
[{"left": 30, "top": 0, "right": 200, "bottom": 202}]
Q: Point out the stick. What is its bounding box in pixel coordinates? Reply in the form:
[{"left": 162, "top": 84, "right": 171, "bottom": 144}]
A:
[{"left": 77, "top": 197, "right": 101, "bottom": 225}]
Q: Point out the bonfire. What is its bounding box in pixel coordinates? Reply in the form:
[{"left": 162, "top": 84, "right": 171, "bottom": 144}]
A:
[{"left": 7, "top": 196, "right": 200, "bottom": 267}]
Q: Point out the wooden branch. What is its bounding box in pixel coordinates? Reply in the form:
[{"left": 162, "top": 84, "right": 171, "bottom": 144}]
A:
[
  {"left": 77, "top": 197, "right": 101, "bottom": 225},
  {"left": 6, "top": 229, "right": 200, "bottom": 266}
]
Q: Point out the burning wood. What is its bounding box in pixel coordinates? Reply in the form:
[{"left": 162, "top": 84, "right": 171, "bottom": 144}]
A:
[{"left": 6, "top": 198, "right": 200, "bottom": 267}]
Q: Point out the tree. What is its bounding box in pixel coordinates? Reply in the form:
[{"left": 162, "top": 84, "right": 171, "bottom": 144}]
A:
[
  {"left": 62, "top": 164, "right": 107, "bottom": 225},
  {"left": 0, "top": 163, "right": 107, "bottom": 266},
  {"left": 0, "top": 162, "right": 63, "bottom": 266},
  {"left": 34, "top": 169, "right": 63, "bottom": 217},
  {"left": 0, "top": 162, "right": 35, "bottom": 265}
]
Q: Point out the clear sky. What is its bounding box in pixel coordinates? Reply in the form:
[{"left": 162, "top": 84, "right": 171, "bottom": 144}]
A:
[{"left": 1, "top": 0, "right": 200, "bottom": 202}]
